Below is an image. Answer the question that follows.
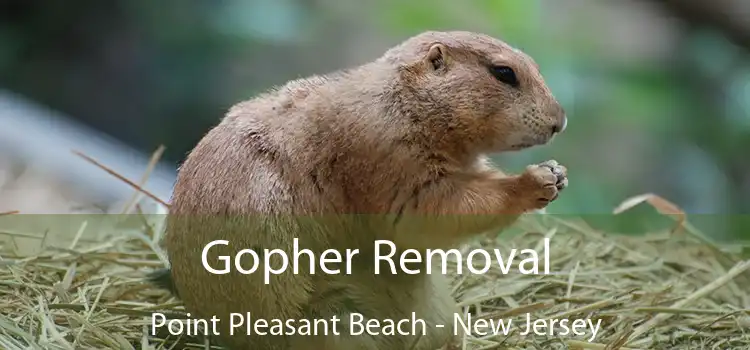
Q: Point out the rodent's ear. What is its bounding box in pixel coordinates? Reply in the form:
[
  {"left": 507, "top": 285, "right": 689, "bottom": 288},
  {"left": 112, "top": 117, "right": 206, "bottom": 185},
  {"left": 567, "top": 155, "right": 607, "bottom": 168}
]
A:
[{"left": 425, "top": 43, "right": 448, "bottom": 71}]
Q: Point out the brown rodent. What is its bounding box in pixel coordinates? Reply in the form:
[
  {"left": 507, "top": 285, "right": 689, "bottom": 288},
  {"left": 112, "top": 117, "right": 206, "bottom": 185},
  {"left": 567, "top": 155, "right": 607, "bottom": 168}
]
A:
[{"left": 150, "top": 30, "right": 568, "bottom": 350}]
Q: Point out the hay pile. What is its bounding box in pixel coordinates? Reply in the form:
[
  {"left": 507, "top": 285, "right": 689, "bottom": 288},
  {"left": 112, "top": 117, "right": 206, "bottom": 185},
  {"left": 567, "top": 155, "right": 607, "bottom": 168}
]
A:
[{"left": 1, "top": 201, "right": 749, "bottom": 349}]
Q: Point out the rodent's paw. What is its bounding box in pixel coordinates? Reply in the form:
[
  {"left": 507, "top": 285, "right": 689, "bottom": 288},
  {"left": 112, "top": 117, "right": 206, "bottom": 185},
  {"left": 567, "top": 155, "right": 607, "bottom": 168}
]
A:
[
  {"left": 519, "top": 159, "right": 567, "bottom": 209},
  {"left": 539, "top": 159, "right": 568, "bottom": 191}
]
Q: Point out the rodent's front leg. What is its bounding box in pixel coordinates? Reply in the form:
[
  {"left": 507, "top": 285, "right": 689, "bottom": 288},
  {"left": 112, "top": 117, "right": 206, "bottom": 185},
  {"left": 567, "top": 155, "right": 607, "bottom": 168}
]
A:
[{"left": 394, "top": 159, "right": 567, "bottom": 247}]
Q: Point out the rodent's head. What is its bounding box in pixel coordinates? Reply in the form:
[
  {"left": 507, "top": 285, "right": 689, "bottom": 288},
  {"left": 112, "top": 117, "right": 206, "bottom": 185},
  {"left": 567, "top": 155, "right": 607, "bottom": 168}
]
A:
[{"left": 381, "top": 31, "right": 567, "bottom": 154}]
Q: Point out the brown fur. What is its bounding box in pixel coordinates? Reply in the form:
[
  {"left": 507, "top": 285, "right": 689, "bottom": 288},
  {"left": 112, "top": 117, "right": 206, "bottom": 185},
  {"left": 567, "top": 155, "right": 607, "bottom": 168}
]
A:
[{"left": 156, "top": 31, "right": 568, "bottom": 349}]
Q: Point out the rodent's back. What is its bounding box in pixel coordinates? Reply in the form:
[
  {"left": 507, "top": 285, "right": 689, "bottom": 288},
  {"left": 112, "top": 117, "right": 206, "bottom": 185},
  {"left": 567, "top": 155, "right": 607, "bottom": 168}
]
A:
[
  {"left": 163, "top": 67, "right": 428, "bottom": 274},
  {"left": 170, "top": 72, "right": 418, "bottom": 217}
]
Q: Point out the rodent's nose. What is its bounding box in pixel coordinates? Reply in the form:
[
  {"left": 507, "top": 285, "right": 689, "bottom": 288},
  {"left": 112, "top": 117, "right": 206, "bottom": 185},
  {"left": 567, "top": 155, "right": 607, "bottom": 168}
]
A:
[{"left": 551, "top": 115, "right": 567, "bottom": 135}]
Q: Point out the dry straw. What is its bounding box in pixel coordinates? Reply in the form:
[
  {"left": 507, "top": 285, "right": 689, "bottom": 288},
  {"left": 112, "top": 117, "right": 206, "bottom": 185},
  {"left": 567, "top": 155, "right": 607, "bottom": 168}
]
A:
[{"left": 1, "top": 149, "right": 749, "bottom": 349}]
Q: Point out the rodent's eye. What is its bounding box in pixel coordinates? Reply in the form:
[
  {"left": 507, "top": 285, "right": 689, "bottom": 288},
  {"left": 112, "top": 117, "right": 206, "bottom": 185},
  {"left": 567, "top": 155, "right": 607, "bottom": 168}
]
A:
[{"left": 489, "top": 65, "right": 519, "bottom": 87}]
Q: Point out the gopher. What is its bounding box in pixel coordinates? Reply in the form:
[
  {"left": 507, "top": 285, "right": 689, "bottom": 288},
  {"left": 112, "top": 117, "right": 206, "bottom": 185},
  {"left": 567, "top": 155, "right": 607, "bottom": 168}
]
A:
[{"left": 150, "top": 30, "right": 568, "bottom": 349}]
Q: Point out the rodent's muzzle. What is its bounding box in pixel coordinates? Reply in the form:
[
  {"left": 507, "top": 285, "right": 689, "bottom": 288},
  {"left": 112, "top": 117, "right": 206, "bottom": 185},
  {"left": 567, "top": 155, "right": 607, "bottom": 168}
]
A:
[
  {"left": 524, "top": 114, "right": 567, "bottom": 148},
  {"left": 508, "top": 109, "right": 567, "bottom": 151}
]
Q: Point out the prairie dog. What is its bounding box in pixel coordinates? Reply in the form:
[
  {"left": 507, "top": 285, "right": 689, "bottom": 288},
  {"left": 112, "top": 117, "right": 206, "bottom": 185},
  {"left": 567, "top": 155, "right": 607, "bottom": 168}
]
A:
[{"left": 151, "top": 30, "right": 568, "bottom": 349}]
